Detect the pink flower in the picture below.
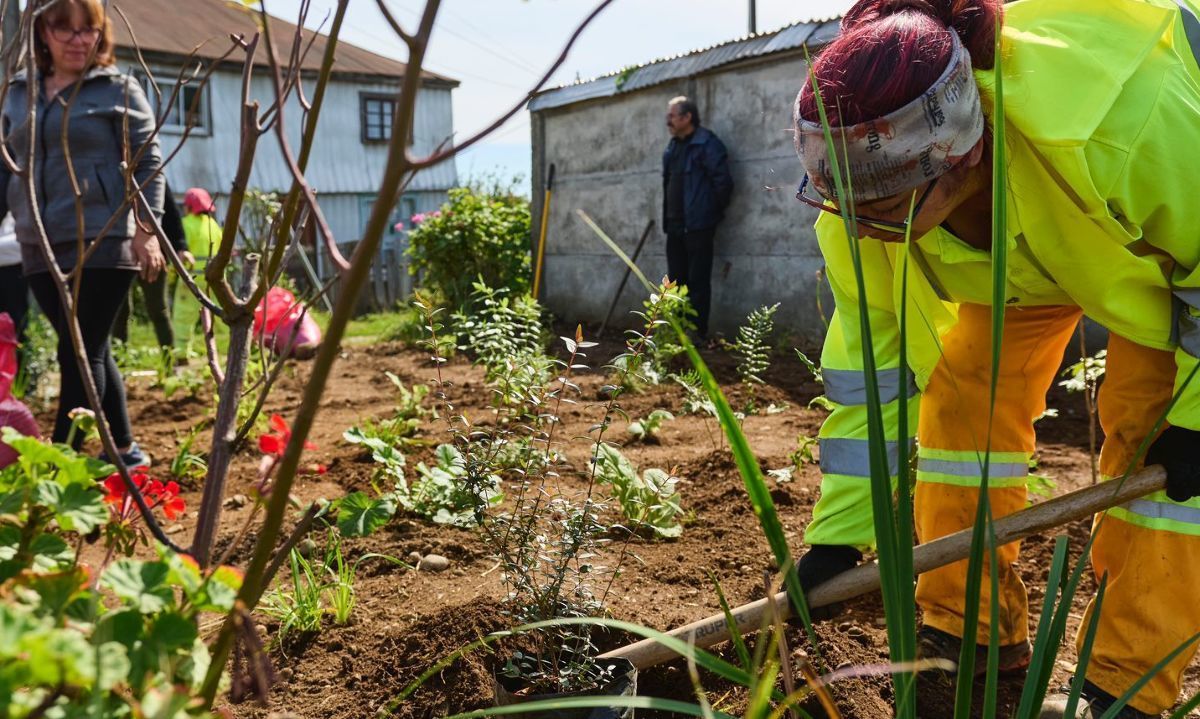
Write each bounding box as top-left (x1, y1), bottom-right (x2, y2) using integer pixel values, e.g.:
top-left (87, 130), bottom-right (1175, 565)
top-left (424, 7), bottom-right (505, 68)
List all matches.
top-left (392, 221), bottom-right (405, 232)
top-left (430, 210), bottom-right (442, 218)
top-left (410, 212), bottom-right (427, 225)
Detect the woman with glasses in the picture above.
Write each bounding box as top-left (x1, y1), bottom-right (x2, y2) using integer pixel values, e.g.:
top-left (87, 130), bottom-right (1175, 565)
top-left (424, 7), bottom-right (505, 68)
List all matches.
top-left (791, 0), bottom-right (1200, 716)
top-left (0, 0), bottom-right (164, 467)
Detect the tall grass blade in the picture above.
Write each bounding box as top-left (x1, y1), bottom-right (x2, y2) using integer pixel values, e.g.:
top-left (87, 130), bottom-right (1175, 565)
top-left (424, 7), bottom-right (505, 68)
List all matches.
top-left (708, 569), bottom-right (753, 671)
top-left (1167, 691), bottom-right (1200, 719)
top-left (802, 45), bottom-right (916, 719)
top-left (955, 19), bottom-right (1008, 716)
top-left (1063, 574), bottom-right (1108, 719)
top-left (1014, 536), bottom-right (1070, 716)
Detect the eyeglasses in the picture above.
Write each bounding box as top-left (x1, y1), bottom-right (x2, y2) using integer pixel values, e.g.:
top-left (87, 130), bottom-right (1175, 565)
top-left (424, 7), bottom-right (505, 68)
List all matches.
top-left (48, 25), bottom-right (101, 44)
top-left (795, 173), bottom-right (938, 235)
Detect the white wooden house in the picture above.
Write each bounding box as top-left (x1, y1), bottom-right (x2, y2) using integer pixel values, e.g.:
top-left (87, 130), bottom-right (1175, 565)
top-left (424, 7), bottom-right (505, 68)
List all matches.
top-left (111, 0), bottom-right (459, 304)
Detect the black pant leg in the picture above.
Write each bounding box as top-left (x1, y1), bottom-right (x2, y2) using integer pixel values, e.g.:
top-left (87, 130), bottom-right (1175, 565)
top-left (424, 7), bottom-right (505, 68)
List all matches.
top-left (28, 270), bottom-right (136, 447)
top-left (141, 273), bottom-right (175, 349)
top-left (0, 264), bottom-right (28, 343)
top-left (665, 232), bottom-right (689, 287)
top-left (684, 228), bottom-right (715, 337)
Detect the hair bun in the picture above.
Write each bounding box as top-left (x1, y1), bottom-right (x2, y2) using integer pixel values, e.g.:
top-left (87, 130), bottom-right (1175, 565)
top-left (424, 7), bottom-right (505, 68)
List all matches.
top-left (842, 0), bottom-right (1000, 69)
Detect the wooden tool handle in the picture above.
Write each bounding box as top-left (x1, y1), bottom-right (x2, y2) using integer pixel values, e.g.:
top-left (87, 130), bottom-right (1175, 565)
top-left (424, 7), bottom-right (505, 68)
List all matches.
top-left (601, 466), bottom-right (1167, 670)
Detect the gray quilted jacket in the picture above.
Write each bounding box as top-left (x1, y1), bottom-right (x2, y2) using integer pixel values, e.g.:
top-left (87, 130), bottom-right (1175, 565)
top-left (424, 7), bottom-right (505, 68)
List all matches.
top-left (0, 64), bottom-right (163, 273)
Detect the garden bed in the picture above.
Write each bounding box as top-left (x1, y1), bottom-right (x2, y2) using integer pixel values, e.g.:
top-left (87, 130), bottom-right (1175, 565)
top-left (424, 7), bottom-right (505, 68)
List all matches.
top-left (102, 335), bottom-right (1199, 719)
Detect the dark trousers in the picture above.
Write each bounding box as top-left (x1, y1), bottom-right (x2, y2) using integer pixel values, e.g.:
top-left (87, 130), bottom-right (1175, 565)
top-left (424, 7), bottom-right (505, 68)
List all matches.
top-left (665, 227), bottom-right (715, 336)
top-left (0, 264), bottom-right (28, 343)
top-left (28, 270), bottom-right (136, 448)
top-left (113, 272), bottom-right (174, 348)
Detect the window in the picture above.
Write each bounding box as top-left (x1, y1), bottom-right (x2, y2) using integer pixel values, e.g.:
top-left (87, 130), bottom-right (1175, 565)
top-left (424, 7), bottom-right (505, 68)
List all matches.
top-left (135, 73), bottom-right (210, 135)
top-left (360, 93), bottom-right (394, 143)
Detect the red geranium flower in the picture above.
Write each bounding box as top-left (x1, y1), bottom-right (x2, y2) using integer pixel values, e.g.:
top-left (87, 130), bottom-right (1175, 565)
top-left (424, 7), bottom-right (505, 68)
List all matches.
top-left (103, 472), bottom-right (186, 522)
top-left (259, 414), bottom-right (317, 458)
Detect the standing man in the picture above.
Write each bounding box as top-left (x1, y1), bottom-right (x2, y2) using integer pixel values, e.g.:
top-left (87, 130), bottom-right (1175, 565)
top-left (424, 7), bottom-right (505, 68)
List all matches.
top-left (662, 96), bottom-right (733, 341)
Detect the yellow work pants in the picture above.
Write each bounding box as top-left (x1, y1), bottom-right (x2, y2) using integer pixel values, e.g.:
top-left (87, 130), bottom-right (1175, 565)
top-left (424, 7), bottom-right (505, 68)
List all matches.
top-left (914, 304), bottom-right (1200, 714)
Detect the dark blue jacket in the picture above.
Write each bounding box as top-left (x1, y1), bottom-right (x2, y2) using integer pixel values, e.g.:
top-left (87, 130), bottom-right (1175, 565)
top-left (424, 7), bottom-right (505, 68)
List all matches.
top-left (661, 126), bottom-right (734, 232)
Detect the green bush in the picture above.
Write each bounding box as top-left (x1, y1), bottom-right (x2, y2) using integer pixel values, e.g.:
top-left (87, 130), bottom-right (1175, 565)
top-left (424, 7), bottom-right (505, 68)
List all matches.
top-left (406, 186), bottom-right (531, 309)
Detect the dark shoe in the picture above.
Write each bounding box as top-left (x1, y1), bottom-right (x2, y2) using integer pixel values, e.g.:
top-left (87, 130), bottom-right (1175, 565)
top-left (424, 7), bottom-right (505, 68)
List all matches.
top-left (917, 626), bottom-right (1032, 678)
top-left (786, 545), bottom-right (863, 623)
top-left (1039, 680), bottom-right (1157, 718)
top-left (100, 441), bottom-right (151, 470)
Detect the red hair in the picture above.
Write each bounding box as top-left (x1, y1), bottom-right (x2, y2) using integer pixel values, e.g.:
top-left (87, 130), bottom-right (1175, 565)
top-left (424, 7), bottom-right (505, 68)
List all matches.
top-left (797, 0), bottom-right (1001, 127)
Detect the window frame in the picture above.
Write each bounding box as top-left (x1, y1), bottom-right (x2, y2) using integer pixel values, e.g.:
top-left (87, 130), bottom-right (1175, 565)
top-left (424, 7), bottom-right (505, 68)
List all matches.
top-left (135, 71), bottom-right (212, 136)
top-left (360, 92), bottom-right (395, 144)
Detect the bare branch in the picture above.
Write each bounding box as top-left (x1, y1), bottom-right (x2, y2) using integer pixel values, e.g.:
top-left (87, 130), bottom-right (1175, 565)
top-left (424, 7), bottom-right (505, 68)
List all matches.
top-left (374, 0), bottom-right (414, 45)
top-left (411, 0), bottom-right (616, 170)
top-left (201, 307), bottom-right (225, 385)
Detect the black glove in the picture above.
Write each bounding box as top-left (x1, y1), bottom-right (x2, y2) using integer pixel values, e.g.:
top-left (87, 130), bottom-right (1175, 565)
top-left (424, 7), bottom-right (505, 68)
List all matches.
top-left (1147, 426), bottom-right (1200, 502)
top-left (786, 544), bottom-right (862, 624)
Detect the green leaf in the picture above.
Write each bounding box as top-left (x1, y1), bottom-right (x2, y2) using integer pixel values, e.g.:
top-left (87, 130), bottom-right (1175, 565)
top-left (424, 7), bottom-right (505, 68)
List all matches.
top-left (94, 608), bottom-right (144, 648)
top-left (336, 491), bottom-right (397, 537)
top-left (147, 611), bottom-right (198, 652)
top-left (25, 568), bottom-right (90, 619)
top-left (33, 480), bottom-right (108, 533)
top-left (0, 527), bottom-right (73, 572)
top-left (102, 560), bottom-right (174, 614)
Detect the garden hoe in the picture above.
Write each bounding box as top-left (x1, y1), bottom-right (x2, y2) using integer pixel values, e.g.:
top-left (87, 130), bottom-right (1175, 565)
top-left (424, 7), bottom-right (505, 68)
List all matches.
top-left (600, 465), bottom-right (1168, 670)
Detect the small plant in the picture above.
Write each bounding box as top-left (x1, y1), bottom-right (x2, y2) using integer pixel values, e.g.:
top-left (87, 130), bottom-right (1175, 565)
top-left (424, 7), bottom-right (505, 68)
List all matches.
top-left (794, 347), bottom-right (823, 384)
top-left (627, 408), bottom-right (674, 443)
top-left (260, 547), bottom-right (326, 645)
top-left (609, 282), bottom-right (696, 394)
top-left (169, 427), bottom-right (209, 482)
top-left (732, 303), bottom-right (780, 413)
top-left (384, 371), bottom-right (431, 419)
top-left (593, 444), bottom-right (684, 539)
top-left (1060, 348), bottom-right (1106, 393)
top-left (406, 444), bottom-right (503, 527)
top-left (789, 434), bottom-right (820, 469)
top-left (323, 530), bottom-right (356, 626)
top-left (452, 280), bottom-right (551, 408)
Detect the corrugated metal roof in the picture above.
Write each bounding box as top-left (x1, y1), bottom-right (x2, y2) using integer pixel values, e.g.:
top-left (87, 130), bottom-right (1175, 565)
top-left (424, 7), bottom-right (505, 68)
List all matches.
top-left (110, 0), bottom-right (457, 85)
top-left (529, 17), bottom-right (841, 112)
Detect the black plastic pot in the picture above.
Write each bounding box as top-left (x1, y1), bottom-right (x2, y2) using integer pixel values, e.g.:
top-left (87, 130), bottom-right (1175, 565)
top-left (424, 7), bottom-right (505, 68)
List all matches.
top-left (493, 657), bottom-right (638, 719)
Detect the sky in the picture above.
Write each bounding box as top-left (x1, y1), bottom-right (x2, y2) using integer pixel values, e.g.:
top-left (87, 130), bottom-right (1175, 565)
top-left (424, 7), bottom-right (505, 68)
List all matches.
top-left (268, 0), bottom-right (854, 195)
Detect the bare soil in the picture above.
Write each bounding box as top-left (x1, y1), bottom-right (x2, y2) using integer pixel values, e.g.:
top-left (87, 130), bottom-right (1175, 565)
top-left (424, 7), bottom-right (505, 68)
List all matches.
top-left (100, 334), bottom-right (1200, 719)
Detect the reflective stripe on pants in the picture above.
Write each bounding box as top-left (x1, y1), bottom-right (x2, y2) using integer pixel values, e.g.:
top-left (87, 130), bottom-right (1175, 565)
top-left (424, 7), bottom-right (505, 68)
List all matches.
top-left (915, 304), bottom-right (1081, 648)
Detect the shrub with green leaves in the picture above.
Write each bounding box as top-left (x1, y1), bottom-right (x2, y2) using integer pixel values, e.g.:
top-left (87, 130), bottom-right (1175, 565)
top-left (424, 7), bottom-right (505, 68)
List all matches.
top-left (593, 444), bottom-right (684, 539)
top-left (610, 282), bottom-right (696, 394)
top-left (406, 185), bottom-right (531, 309)
top-left (732, 303), bottom-right (779, 413)
top-left (453, 280), bottom-right (551, 408)
top-left (627, 409), bottom-right (674, 443)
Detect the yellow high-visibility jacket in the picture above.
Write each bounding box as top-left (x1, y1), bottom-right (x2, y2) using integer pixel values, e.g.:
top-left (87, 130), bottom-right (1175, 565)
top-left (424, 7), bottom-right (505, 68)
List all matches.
top-left (805, 0), bottom-right (1200, 549)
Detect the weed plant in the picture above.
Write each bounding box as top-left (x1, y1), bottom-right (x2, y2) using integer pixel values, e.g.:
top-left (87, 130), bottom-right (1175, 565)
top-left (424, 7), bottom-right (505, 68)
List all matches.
top-left (627, 409), bottom-right (674, 443)
top-left (593, 443), bottom-right (684, 539)
top-left (732, 303), bottom-right (780, 413)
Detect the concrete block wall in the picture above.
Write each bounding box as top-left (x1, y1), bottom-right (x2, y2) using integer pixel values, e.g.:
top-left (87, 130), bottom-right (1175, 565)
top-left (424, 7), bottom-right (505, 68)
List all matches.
top-left (531, 52), bottom-right (833, 342)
